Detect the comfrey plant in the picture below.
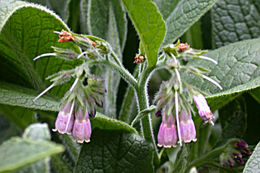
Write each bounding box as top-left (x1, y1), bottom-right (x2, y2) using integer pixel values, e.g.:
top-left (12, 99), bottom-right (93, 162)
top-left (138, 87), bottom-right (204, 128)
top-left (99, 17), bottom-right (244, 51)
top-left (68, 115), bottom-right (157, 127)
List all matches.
top-left (2, 1), bottom-right (260, 172)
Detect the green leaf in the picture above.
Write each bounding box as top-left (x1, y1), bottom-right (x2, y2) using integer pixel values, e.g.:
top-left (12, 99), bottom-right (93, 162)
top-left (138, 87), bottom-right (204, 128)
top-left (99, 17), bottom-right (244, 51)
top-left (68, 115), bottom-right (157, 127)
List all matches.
top-left (243, 141), bottom-right (260, 173)
top-left (0, 82), bottom-right (60, 112)
top-left (0, 0), bottom-right (80, 97)
top-left (74, 129), bottom-right (154, 173)
top-left (15, 123), bottom-right (52, 173)
top-left (23, 123), bottom-right (50, 140)
top-left (212, 0), bottom-right (260, 49)
top-left (184, 38), bottom-right (260, 109)
top-left (156, 0), bottom-right (218, 45)
top-left (122, 0), bottom-right (166, 67)
top-left (91, 112), bottom-right (137, 133)
top-left (219, 97), bottom-right (247, 142)
top-left (0, 137), bottom-right (64, 172)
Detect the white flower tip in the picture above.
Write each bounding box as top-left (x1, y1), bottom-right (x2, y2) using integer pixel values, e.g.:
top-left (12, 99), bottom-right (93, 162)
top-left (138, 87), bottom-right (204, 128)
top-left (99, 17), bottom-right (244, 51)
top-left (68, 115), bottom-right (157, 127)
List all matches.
top-left (76, 140), bottom-right (84, 143)
top-left (52, 129), bottom-right (57, 132)
top-left (58, 130), bottom-right (65, 134)
top-left (84, 139), bottom-right (90, 143)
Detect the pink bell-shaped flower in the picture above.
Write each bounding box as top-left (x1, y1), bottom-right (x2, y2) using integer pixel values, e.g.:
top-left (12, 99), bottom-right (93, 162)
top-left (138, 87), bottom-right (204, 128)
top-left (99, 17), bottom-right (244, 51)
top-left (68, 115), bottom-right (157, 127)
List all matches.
top-left (179, 110), bottom-right (197, 143)
top-left (157, 114), bottom-right (177, 148)
top-left (72, 109), bottom-right (92, 143)
top-left (53, 101), bottom-right (74, 134)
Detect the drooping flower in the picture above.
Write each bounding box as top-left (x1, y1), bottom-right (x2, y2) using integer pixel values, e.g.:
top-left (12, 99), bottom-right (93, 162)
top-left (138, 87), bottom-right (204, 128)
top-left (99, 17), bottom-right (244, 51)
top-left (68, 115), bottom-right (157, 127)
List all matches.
top-left (193, 94), bottom-right (214, 125)
top-left (179, 110), bottom-right (197, 143)
top-left (72, 109), bottom-right (92, 143)
top-left (53, 101), bottom-right (74, 134)
top-left (157, 114), bottom-right (177, 148)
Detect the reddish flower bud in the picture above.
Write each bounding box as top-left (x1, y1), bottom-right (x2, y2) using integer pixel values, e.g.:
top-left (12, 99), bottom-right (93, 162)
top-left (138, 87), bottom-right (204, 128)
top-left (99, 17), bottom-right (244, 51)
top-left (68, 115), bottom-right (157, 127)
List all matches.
top-left (133, 56), bottom-right (145, 64)
top-left (177, 43), bottom-right (190, 53)
top-left (58, 30), bottom-right (75, 43)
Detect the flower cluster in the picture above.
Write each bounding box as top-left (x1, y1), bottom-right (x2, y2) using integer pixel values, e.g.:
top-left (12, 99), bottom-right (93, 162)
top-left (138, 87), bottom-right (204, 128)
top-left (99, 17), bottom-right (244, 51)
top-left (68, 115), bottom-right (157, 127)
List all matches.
top-left (33, 30), bottom-right (107, 143)
top-left (220, 140), bottom-right (251, 167)
top-left (154, 41), bottom-right (222, 148)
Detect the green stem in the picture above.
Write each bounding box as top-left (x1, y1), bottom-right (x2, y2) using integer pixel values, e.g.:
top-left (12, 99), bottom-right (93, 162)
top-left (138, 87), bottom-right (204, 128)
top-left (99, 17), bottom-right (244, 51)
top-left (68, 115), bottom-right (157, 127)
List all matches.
top-left (136, 65), bottom-right (159, 157)
top-left (85, 59), bottom-right (138, 90)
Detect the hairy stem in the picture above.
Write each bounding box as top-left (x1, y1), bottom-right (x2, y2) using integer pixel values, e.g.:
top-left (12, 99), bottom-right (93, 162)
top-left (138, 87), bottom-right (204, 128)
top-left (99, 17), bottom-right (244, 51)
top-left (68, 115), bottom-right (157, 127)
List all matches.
top-left (136, 65), bottom-right (159, 158)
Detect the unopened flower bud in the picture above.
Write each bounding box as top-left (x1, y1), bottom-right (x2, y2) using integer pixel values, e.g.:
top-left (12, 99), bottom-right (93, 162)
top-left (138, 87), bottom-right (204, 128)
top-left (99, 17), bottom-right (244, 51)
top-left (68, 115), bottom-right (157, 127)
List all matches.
top-left (58, 30), bottom-right (74, 42)
top-left (193, 94), bottom-right (214, 125)
top-left (133, 56), bottom-right (145, 64)
top-left (177, 43), bottom-right (190, 53)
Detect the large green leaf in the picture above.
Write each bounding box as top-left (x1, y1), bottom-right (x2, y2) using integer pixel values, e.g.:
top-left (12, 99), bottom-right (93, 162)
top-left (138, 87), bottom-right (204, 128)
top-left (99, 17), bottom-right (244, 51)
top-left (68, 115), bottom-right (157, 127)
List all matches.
top-left (184, 38), bottom-right (260, 109)
top-left (212, 0), bottom-right (260, 49)
top-left (0, 137), bottom-right (64, 172)
top-left (243, 141), bottom-right (260, 173)
top-left (155, 0), bottom-right (218, 45)
top-left (0, 0), bottom-right (80, 97)
top-left (81, 0), bottom-right (127, 117)
top-left (0, 82), bottom-right (59, 112)
top-left (211, 0), bottom-right (260, 103)
top-left (15, 123), bottom-right (52, 173)
top-left (122, 0), bottom-right (166, 67)
top-left (74, 129), bottom-right (154, 173)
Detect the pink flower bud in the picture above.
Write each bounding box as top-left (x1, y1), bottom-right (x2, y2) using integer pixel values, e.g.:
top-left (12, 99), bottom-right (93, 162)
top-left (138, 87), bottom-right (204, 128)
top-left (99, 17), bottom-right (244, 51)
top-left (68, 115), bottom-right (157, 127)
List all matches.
top-left (193, 94), bottom-right (214, 125)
